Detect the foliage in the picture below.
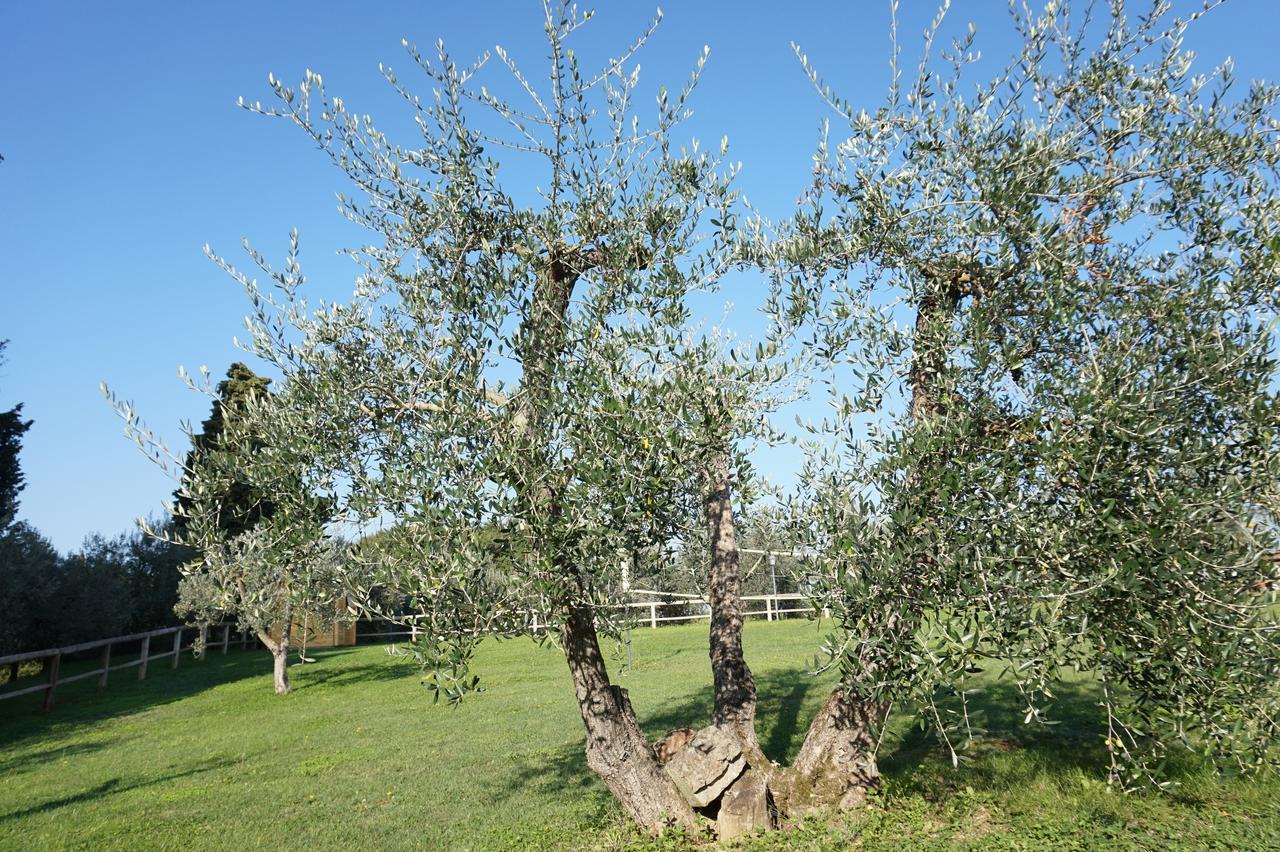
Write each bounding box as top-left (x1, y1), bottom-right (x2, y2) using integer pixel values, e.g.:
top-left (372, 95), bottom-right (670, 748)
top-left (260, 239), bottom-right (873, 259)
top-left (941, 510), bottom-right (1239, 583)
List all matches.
top-left (0, 522), bottom-right (61, 655)
top-left (0, 521), bottom-right (194, 655)
top-left (0, 340), bottom-right (32, 531)
top-left (109, 1), bottom-right (750, 706)
top-left (770, 0), bottom-right (1280, 785)
top-left (176, 362), bottom-right (275, 537)
top-left (106, 360), bottom-right (346, 672)
top-left (173, 527), bottom-right (350, 651)
top-left (55, 535), bottom-right (133, 645)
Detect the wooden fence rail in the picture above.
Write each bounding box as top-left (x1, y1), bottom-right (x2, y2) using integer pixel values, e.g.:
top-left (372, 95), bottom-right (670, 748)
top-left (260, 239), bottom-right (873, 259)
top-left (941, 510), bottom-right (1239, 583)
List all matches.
top-left (0, 622), bottom-right (247, 711)
top-left (2, 593), bottom-right (821, 711)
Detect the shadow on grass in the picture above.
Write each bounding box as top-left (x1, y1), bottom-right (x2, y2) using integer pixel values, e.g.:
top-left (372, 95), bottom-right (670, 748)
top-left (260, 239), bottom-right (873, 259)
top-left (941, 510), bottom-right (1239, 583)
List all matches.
top-left (0, 645), bottom-right (399, 756)
top-left (485, 667), bottom-right (1227, 813)
top-left (291, 657), bottom-right (421, 690)
top-left (0, 756), bottom-right (236, 823)
top-left (0, 736), bottom-right (132, 777)
top-left (878, 678), bottom-right (1109, 798)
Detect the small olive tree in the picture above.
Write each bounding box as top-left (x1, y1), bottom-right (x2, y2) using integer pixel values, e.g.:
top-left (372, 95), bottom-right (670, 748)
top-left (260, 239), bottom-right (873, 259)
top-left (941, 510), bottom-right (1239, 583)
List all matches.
top-left (759, 0), bottom-right (1280, 802)
top-left (106, 379), bottom-right (349, 694)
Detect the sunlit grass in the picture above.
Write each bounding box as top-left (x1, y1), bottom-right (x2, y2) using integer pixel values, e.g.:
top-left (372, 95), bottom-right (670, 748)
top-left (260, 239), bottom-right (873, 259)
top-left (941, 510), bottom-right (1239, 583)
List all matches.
top-left (1, 620), bottom-right (1276, 850)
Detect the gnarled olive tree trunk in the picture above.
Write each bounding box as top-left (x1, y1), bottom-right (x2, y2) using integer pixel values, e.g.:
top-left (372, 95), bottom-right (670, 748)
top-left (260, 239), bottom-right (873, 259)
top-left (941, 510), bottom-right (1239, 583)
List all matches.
top-left (517, 252), bottom-right (696, 832)
top-left (561, 603), bottom-right (698, 829)
top-left (694, 435), bottom-right (884, 819)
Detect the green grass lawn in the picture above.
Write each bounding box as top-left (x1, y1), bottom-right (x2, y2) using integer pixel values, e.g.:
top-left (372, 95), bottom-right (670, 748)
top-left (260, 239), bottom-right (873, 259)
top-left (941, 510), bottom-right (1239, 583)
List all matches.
top-left (1, 620), bottom-right (1277, 850)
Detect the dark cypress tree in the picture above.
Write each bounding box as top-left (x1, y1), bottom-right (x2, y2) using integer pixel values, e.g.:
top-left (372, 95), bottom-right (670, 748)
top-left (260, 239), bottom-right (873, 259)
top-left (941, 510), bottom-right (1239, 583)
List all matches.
top-left (175, 363), bottom-right (275, 536)
top-left (0, 341), bottom-right (33, 531)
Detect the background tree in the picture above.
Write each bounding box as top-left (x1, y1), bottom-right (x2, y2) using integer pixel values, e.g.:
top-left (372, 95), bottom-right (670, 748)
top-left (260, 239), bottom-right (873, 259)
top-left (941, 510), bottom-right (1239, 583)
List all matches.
top-left (0, 340), bottom-right (32, 531)
top-left (107, 366), bottom-right (347, 695)
top-left (0, 522), bottom-right (61, 658)
top-left (762, 0), bottom-right (1280, 803)
top-left (176, 362), bottom-right (274, 536)
top-left (56, 534), bottom-right (133, 645)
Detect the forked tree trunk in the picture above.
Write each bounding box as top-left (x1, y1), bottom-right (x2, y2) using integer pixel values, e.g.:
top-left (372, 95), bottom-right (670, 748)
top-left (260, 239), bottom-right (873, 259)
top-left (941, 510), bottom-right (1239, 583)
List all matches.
top-left (560, 604), bottom-right (698, 831)
top-left (701, 443), bottom-right (765, 766)
top-left (698, 437), bottom-right (882, 818)
top-left (258, 615), bottom-right (291, 695)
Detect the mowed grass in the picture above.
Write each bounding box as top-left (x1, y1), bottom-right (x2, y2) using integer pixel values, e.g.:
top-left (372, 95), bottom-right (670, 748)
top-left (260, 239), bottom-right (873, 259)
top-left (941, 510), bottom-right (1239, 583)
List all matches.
top-left (1, 620), bottom-right (1277, 850)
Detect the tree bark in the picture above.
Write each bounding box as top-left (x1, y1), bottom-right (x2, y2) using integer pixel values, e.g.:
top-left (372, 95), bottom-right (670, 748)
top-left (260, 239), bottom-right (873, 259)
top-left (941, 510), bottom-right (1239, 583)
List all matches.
top-left (272, 645), bottom-right (290, 695)
top-left (560, 603), bottom-right (698, 831)
top-left (908, 273), bottom-right (966, 420)
top-left (258, 615), bottom-right (291, 696)
top-left (702, 443), bottom-right (764, 766)
top-left (773, 687), bottom-right (884, 813)
top-left (510, 249), bottom-right (694, 832)
top-left (771, 273), bottom-right (961, 813)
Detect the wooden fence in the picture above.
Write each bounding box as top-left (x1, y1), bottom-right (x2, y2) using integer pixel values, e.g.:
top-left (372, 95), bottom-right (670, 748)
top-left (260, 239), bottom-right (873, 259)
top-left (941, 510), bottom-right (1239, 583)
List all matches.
top-left (0, 622), bottom-right (249, 711)
top-left (1, 593), bottom-right (821, 710)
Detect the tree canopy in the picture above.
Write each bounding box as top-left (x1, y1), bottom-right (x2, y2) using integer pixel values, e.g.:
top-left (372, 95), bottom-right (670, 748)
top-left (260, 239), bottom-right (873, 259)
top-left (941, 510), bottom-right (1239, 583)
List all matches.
top-left (105, 0), bottom-right (1280, 837)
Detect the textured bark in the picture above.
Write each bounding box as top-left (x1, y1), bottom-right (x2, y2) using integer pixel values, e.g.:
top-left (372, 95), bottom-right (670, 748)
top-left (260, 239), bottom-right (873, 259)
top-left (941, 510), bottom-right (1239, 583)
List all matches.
top-left (271, 646), bottom-right (290, 695)
top-left (560, 604), bottom-right (697, 831)
top-left (775, 687), bottom-right (884, 813)
top-left (514, 250), bottom-right (694, 833)
top-left (260, 607), bottom-right (291, 695)
top-left (908, 274), bottom-right (966, 420)
top-left (701, 444), bottom-right (764, 765)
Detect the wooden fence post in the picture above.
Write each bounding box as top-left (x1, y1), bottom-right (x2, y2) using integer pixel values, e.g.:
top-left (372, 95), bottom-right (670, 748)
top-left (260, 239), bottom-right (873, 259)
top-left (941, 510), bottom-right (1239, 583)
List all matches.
top-left (650, 603), bottom-right (658, 629)
top-left (43, 653), bottom-right (61, 711)
top-left (766, 596), bottom-right (774, 622)
top-left (98, 642), bottom-right (112, 691)
top-left (531, 612), bottom-right (539, 634)
top-left (221, 624), bottom-right (231, 654)
top-left (171, 629), bottom-right (183, 669)
top-left (138, 635), bottom-right (150, 680)
top-left (7, 661), bottom-right (18, 685)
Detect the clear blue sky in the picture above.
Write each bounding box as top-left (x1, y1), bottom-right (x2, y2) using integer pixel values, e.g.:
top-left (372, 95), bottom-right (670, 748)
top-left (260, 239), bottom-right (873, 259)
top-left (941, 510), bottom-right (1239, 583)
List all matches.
top-left (3, 1), bottom-right (1277, 553)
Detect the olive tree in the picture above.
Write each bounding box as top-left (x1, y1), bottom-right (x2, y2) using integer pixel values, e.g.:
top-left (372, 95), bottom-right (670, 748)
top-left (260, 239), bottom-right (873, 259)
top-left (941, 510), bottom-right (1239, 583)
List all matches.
top-left (755, 0), bottom-right (1280, 805)
top-left (106, 379), bottom-right (350, 694)
top-left (109, 3), bottom-right (748, 830)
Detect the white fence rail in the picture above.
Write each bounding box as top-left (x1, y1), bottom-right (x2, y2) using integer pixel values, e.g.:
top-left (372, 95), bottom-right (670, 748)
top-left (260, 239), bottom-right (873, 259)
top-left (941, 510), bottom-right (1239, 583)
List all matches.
top-left (364, 592), bottom-right (821, 640)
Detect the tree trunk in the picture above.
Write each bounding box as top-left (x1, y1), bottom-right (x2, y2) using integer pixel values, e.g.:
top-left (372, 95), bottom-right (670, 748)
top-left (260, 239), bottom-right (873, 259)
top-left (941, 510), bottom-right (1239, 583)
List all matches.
top-left (702, 443), bottom-right (764, 766)
top-left (774, 687), bottom-right (884, 813)
top-left (272, 646), bottom-right (290, 694)
top-left (511, 250), bottom-right (694, 832)
top-left (908, 273), bottom-right (965, 420)
top-left (560, 604), bottom-right (698, 831)
top-left (258, 624), bottom-right (291, 696)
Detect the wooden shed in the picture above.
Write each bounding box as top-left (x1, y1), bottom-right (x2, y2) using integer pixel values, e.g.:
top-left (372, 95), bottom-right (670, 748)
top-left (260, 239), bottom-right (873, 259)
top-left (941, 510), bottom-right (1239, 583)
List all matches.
top-left (276, 597), bottom-right (358, 649)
